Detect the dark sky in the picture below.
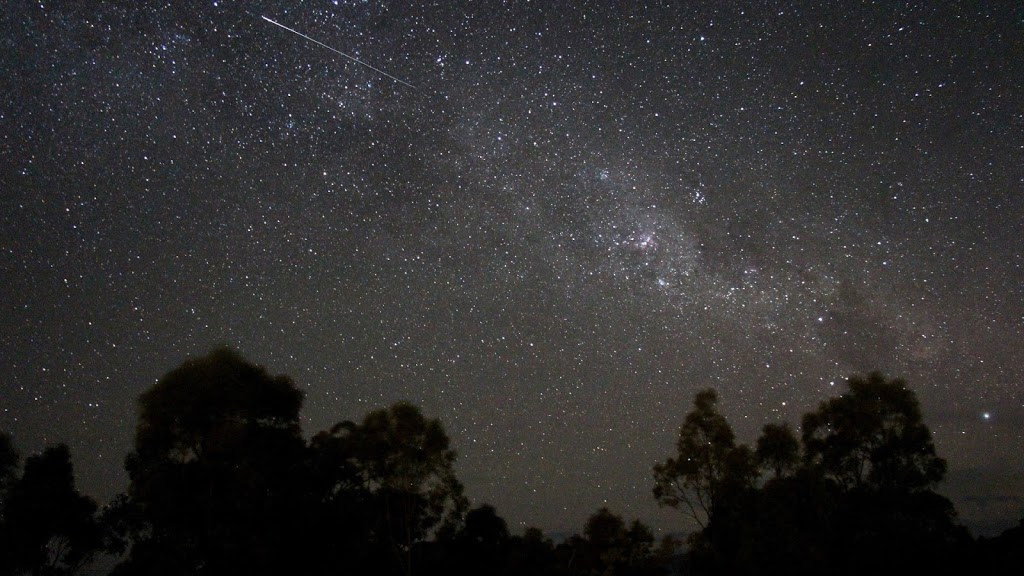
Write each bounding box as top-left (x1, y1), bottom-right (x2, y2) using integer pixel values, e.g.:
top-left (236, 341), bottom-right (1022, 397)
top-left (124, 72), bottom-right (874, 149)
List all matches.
top-left (1, 0), bottom-right (1022, 537)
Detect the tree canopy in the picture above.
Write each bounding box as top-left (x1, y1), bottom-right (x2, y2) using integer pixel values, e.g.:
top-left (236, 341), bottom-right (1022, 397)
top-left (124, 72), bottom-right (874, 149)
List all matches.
top-left (312, 401), bottom-right (467, 576)
top-left (2, 350), bottom-right (1014, 576)
top-left (755, 422), bottom-right (800, 479)
top-left (0, 433), bottom-right (16, 498)
top-left (116, 347), bottom-right (307, 576)
top-left (655, 372), bottom-right (968, 576)
top-left (652, 388), bottom-right (756, 530)
top-left (0, 443), bottom-right (102, 576)
top-left (802, 371), bottom-right (946, 492)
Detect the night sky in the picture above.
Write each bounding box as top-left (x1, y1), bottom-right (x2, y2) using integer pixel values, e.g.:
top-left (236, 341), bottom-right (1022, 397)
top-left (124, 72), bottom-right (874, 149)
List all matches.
top-left (2, 1), bottom-right (1022, 537)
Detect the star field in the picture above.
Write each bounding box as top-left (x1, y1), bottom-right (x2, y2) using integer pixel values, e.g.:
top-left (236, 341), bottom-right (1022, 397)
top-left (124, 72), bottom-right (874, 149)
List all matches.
top-left (1, 1), bottom-right (1022, 537)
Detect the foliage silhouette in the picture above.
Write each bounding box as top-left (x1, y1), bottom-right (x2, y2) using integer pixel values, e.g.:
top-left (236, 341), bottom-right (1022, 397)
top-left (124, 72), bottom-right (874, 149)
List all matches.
top-left (434, 504), bottom-right (512, 576)
top-left (652, 389), bottom-right (756, 532)
top-left (976, 518), bottom-right (1024, 575)
top-left (800, 373), bottom-right (964, 575)
top-left (0, 433), bottom-right (15, 499)
top-left (312, 401), bottom-right (467, 576)
top-left (5, 350), bottom-right (1022, 576)
top-left (460, 503), bottom-right (510, 548)
top-left (754, 422), bottom-right (800, 479)
top-left (656, 372), bottom-right (973, 576)
top-left (557, 508), bottom-right (660, 576)
top-left (113, 347), bottom-right (307, 576)
top-left (0, 442), bottom-right (102, 576)
top-left (802, 371), bottom-right (946, 492)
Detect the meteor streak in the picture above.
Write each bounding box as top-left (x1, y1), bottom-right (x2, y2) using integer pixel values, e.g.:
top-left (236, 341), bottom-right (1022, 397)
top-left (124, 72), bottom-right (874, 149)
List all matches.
top-left (261, 15), bottom-right (417, 90)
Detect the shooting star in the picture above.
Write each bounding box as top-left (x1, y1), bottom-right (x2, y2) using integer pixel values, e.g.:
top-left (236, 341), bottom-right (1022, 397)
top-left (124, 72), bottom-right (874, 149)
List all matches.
top-left (261, 15), bottom-right (417, 90)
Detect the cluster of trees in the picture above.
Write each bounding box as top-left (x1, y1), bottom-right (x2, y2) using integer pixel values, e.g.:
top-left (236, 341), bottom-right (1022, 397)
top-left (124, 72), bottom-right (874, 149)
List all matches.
top-left (652, 374), bottom-right (1020, 575)
top-left (0, 349), bottom-right (670, 576)
top-left (0, 437), bottom-right (102, 575)
top-left (0, 348), bottom-right (1021, 575)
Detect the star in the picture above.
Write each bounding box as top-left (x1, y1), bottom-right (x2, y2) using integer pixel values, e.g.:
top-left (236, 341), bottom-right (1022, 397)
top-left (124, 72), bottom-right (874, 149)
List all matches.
top-left (0, 0), bottom-right (1021, 541)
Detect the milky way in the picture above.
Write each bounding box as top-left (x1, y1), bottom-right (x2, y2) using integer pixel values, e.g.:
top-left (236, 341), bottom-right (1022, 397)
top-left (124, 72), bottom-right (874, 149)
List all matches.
top-left (1, 1), bottom-right (1022, 536)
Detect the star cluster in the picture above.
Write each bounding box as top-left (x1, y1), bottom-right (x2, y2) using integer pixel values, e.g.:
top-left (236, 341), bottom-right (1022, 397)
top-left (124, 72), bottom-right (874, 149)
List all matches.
top-left (1, 1), bottom-right (1022, 536)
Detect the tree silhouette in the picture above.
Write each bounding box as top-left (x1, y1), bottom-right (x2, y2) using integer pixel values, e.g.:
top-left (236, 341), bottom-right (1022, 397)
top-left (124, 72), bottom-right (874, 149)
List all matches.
top-left (624, 519), bottom-right (656, 568)
top-left (655, 374), bottom-right (969, 576)
top-left (977, 517), bottom-right (1024, 575)
top-left (508, 527), bottom-right (557, 576)
top-left (583, 507), bottom-right (630, 573)
top-left (562, 508), bottom-right (658, 576)
top-left (438, 504), bottom-right (513, 576)
top-left (0, 431), bottom-right (17, 569)
top-left (0, 443), bottom-right (102, 576)
top-left (0, 433), bottom-right (15, 499)
top-left (302, 426), bottom-right (375, 575)
top-left (799, 375), bottom-right (964, 576)
top-left (652, 388), bottom-right (756, 530)
top-left (114, 347), bottom-right (306, 576)
top-left (6, 351), bottom-right (1003, 576)
top-left (755, 422), bottom-right (800, 480)
top-left (460, 504), bottom-right (510, 548)
top-left (0, 432), bottom-right (12, 576)
top-left (801, 371), bottom-right (946, 492)
top-left (313, 401), bottom-right (467, 576)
